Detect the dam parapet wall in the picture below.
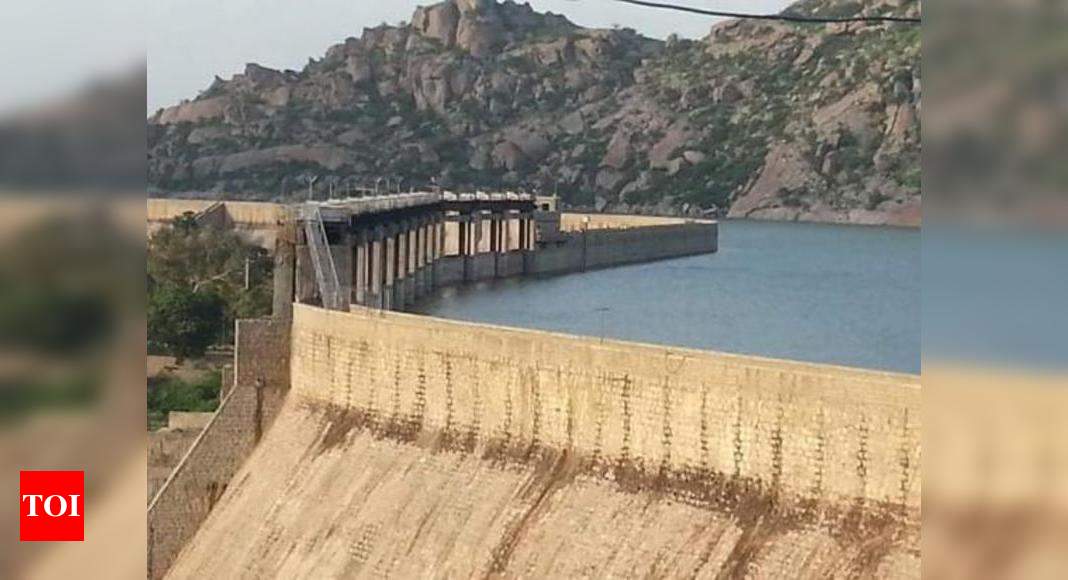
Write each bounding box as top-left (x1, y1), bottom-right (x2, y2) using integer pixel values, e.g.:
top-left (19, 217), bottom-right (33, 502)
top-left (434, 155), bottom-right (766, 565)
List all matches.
top-left (290, 304), bottom-right (919, 512)
top-left (528, 213), bottom-right (716, 276)
top-left (433, 212), bottom-right (718, 282)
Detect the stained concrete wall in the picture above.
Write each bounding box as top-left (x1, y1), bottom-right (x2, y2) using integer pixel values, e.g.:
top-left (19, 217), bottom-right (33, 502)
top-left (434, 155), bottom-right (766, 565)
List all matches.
top-left (429, 251), bottom-right (529, 288)
top-left (147, 319), bottom-right (290, 580)
top-left (529, 219), bottom-right (717, 276)
top-left (428, 216), bottom-right (716, 290)
top-left (466, 253), bottom-right (498, 281)
top-left (166, 401), bottom-right (920, 578)
top-left (496, 251), bottom-right (525, 278)
top-left (433, 256), bottom-right (465, 286)
top-left (291, 305), bottom-right (920, 510)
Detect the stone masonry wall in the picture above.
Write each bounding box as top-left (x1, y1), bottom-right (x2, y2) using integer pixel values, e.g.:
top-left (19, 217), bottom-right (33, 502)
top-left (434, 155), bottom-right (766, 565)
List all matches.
top-left (147, 318), bottom-right (290, 580)
top-left (291, 305), bottom-right (920, 511)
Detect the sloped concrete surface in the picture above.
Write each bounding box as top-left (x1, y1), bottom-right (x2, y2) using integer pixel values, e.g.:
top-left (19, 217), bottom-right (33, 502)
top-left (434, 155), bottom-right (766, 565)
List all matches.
top-left (167, 401), bottom-right (918, 579)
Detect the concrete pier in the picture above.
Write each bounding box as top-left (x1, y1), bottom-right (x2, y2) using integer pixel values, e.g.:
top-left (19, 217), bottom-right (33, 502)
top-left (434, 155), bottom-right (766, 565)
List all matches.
top-left (281, 193), bottom-right (549, 312)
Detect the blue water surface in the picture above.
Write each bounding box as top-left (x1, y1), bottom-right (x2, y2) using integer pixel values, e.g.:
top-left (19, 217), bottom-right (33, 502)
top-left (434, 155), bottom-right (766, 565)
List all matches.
top-left (415, 220), bottom-right (920, 374)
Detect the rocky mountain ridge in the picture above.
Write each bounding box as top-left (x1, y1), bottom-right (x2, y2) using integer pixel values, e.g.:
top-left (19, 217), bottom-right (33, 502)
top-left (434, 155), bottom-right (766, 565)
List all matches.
top-left (148, 0), bottom-right (921, 225)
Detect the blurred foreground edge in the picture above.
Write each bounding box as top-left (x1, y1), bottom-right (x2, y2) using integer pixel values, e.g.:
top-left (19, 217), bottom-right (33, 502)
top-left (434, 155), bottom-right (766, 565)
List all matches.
top-left (924, 364), bottom-right (1068, 579)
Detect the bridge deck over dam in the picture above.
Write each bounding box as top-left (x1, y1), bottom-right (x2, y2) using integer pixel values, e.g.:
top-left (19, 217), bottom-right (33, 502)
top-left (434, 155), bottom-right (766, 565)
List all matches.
top-left (148, 195), bottom-right (718, 314)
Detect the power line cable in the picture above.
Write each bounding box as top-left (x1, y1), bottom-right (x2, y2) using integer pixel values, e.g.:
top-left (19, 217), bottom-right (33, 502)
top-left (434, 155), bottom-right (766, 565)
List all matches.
top-left (609, 0), bottom-right (922, 24)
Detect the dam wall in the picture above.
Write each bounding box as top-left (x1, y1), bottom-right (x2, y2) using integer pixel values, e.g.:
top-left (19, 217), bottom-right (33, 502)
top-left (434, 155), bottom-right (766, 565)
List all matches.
top-left (147, 199), bottom-right (284, 249)
top-left (290, 304), bottom-right (920, 510)
top-left (530, 215), bottom-right (717, 276)
top-left (427, 214), bottom-right (718, 285)
top-left (147, 318), bottom-right (290, 580)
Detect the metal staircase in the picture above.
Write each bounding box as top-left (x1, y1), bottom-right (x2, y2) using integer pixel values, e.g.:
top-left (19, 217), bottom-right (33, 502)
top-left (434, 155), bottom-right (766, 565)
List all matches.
top-left (301, 204), bottom-right (344, 310)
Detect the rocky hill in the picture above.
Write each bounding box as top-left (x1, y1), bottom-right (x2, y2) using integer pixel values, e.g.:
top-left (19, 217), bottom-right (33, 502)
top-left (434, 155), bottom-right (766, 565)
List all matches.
top-left (148, 0), bottom-right (921, 225)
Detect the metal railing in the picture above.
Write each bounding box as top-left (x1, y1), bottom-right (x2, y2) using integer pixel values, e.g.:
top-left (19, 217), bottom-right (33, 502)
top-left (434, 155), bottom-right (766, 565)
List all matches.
top-left (300, 204), bottom-right (344, 310)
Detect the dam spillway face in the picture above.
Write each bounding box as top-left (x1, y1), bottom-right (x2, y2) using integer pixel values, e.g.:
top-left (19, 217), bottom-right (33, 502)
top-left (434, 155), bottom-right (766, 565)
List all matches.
top-left (157, 305), bottom-right (920, 579)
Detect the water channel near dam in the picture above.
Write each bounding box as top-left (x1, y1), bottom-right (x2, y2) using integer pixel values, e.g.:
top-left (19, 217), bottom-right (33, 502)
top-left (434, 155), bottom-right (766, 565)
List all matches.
top-left (415, 219), bottom-right (920, 374)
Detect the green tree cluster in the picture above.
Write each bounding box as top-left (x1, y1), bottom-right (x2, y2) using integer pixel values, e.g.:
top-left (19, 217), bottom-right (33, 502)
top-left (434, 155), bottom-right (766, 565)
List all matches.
top-left (147, 214), bottom-right (272, 361)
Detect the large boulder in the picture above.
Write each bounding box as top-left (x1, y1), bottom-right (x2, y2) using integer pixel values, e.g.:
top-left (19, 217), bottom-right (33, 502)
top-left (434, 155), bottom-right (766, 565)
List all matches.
top-left (682, 150), bottom-right (707, 165)
top-left (409, 60), bottom-right (454, 114)
top-left (812, 82), bottom-right (884, 147)
top-left (728, 143), bottom-right (826, 218)
top-left (595, 168), bottom-right (628, 193)
top-left (559, 110), bottom-right (585, 135)
top-left (492, 141), bottom-right (526, 171)
top-left (468, 142), bottom-right (493, 171)
top-left (156, 97), bottom-right (229, 125)
top-left (649, 121), bottom-right (694, 169)
top-left (187, 126), bottom-right (229, 145)
top-left (601, 131), bottom-right (634, 170)
top-left (457, 0), bottom-right (493, 12)
top-left (619, 171), bottom-right (654, 202)
top-left (501, 128), bottom-right (550, 163)
top-left (345, 55), bottom-right (374, 84)
top-left (242, 63), bottom-right (285, 86)
top-left (412, 2), bottom-right (460, 47)
top-left (455, 1), bottom-right (505, 58)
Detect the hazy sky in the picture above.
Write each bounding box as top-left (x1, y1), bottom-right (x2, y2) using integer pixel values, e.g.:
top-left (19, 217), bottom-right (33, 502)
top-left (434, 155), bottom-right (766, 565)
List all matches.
top-left (148, 0), bottom-right (790, 112)
top-left (1, 0), bottom-right (143, 114)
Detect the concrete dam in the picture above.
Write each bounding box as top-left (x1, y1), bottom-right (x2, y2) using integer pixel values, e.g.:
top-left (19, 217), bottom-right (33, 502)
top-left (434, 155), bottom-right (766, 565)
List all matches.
top-left (147, 196), bottom-right (920, 579)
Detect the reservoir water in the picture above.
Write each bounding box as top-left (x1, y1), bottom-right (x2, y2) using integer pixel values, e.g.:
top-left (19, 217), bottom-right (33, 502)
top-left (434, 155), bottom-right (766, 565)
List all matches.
top-left (415, 220), bottom-right (920, 374)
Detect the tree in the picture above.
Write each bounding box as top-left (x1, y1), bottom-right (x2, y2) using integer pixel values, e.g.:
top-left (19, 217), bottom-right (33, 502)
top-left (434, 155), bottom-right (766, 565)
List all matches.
top-left (148, 284), bottom-right (225, 362)
top-left (148, 215), bottom-right (273, 345)
top-left (148, 213), bottom-right (257, 296)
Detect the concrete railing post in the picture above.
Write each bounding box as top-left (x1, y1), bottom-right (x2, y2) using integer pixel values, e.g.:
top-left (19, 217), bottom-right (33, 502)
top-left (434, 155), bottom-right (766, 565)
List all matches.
top-left (503, 211), bottom-right (513, 253)
top-left (385, 226), bottom-right (398, 310)
top-left (416, 217), bottom-right (429, 298)
top-left (518, 216), bottom-right (527, 251)
top-left (404, 220), bottom-right (417, 306)
top-left (354, 231), bottom-right (368, 306)
top-left (370, 228), bottom-right (385, 309)
top-left (395, 222), bottom-right (405, 309)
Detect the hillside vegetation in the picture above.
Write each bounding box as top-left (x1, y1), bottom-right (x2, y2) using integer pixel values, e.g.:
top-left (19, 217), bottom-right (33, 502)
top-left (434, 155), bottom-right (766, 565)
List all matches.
top-left (148, 0), bottom-right (920, 225)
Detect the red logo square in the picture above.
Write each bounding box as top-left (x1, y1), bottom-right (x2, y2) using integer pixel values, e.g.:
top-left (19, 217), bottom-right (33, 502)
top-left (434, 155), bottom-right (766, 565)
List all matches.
top-left (19, 470), bottom-right (84, 542)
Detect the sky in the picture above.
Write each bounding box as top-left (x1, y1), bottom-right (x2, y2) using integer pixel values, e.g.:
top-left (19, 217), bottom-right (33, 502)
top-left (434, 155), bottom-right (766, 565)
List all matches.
top-left (0, 0), bottom-right (144, 114)
top-left (147, 0), bottom-right (790, 113)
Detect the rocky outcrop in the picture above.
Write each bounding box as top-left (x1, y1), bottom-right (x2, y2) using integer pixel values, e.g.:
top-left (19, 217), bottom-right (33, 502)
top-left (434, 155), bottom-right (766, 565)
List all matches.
top-left (412, 2), bottom-right (460, 47)
top-left (729, 143), bottom-right (825, 218)
top-left (156, 97), bottom-right (229, 125)
top-left (148, 0), bottom-right (921, 226)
